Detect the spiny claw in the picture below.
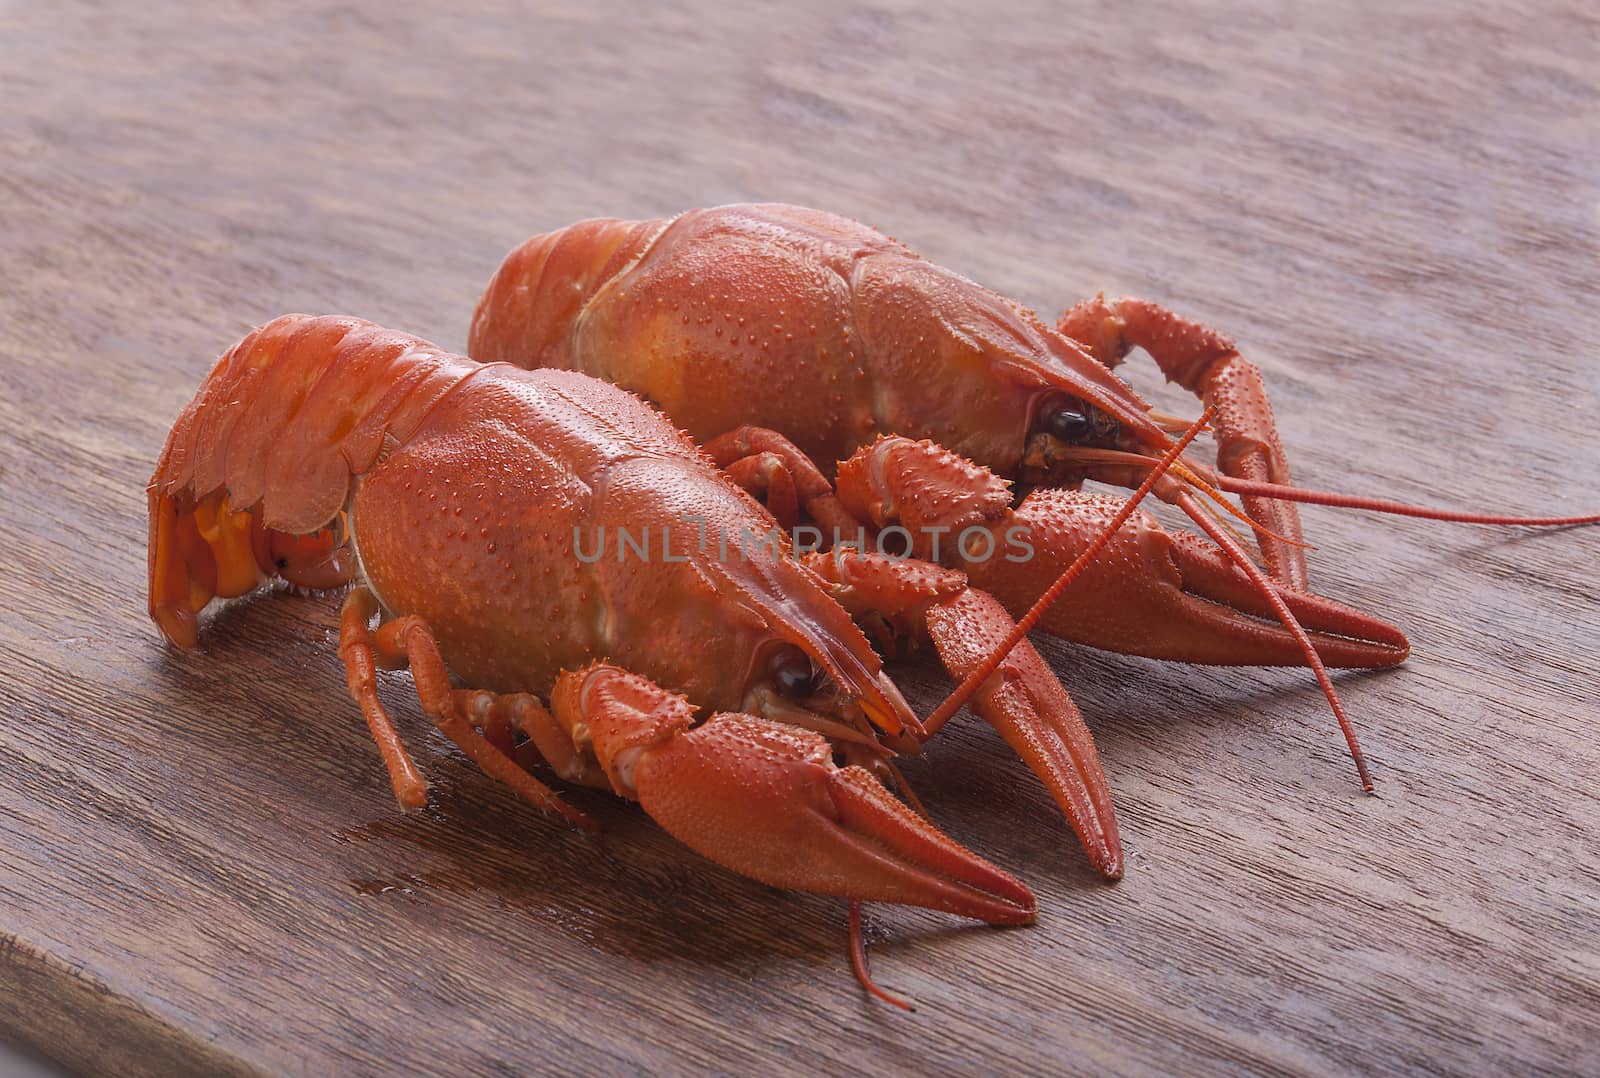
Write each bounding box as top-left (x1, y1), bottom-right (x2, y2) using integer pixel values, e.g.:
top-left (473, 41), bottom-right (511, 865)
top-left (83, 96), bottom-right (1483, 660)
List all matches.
top-left (630, 712), bottom-right (1036, 924)
top-left (1161, 529), bottom-right (1410, 665)
top-left (965, 488), bottom-right (1410, 668)
top-left (800, 547), bottom-right (1121, 879)
top-left (923, 589), bottom-right (1123, 879)
top-left (630, 713), bottom-right (1030, 921)
top-left (554, 664), bottom-right (1034, 921)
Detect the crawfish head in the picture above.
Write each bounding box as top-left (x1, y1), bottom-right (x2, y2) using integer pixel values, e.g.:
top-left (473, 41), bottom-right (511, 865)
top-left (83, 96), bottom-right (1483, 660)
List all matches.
top-left (718, 553), bottom-right (922, 735)
top-left (848, 253), bottom-right (1165, 492)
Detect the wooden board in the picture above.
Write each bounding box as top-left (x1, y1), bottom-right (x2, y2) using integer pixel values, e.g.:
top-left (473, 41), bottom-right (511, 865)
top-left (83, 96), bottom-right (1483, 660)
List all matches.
top-left (3, 2), bottom-right (1598, 1073)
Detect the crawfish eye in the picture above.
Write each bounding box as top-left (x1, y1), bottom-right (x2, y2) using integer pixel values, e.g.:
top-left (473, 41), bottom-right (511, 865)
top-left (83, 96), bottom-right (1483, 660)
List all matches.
top-left (1046, 405), bottom-right (1094, 443)
top-left (767, 644), bottom-right (818, 699)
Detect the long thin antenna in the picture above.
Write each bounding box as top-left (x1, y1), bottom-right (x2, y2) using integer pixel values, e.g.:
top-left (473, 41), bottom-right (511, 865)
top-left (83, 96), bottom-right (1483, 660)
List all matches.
top-left (1174, 491), bottom-right (1373, 791)
top-left (849, 902), bottom-right (914, 1011)
top-left (1215, 476), bottom-right (1600, 527)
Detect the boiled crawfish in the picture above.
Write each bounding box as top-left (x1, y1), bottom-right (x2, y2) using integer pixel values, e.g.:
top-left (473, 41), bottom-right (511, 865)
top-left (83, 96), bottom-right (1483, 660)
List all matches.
top-left (149, 314), bottom-right (1147, 1000)
top-left (469, 203), bottom-right (1600, 787)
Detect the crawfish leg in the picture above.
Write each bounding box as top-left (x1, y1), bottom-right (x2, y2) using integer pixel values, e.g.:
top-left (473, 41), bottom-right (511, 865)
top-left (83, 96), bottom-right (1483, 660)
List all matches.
top-left (1059, 296), bottom-right (1309, 590)
top-left (363, 605), bottom-right (596, 830)
top-left (338, 587), bottom-right (429, 810)
top-left (720, 451), bottom-right (802, 529)
top-left (703, 426), bottom-right (866, 542)
top-left (451, 688), bottom-right (611, 790)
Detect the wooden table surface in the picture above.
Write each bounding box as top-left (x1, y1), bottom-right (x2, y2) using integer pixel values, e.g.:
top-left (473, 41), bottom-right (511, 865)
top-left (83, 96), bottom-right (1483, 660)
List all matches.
top-left (3, 3), bottom-right (1598, 1075)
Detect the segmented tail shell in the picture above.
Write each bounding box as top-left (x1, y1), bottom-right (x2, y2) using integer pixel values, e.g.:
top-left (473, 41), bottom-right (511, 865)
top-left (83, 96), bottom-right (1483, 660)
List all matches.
top-left (147, 314), bottom-right (482, 645)
top-left (467, 216), bottom-right (666, 368)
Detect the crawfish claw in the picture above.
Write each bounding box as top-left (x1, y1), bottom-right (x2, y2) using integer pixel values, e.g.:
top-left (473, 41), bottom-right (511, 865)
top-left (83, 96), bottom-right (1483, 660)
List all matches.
top-left (965, 488), bottom-right (1410, 668)
top-left (637, 713), bottom-right (1036, 922)
top-left (923, 588), bottom-right (1124, 879)
top-left (559, 664), bottom-right (1035, 923)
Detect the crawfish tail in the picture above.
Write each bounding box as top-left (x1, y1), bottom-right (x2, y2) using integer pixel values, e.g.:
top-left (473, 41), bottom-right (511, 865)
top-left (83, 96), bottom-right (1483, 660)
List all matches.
top-left (147, 314), bottom-right (482, 646)
top-left (468, 216), bottom-right (666, 369)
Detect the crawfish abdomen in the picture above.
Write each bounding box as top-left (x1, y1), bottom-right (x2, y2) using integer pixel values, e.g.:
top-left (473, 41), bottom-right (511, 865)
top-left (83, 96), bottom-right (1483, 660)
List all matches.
top-left (148, 316), bottom-right (484, 644)
top-left (469, 215), bottom-right (666, 371)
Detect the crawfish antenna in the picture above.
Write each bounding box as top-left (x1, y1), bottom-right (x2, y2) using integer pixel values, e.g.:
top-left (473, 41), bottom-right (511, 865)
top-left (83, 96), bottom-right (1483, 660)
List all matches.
top-left (923, 408), bottom-right (1216, 732)
top-left (1171, 489), bottom-right (1375, 792)
top-left (1213, 476), bottom-right (1600, 528)
top-left (849, 902), bottom-right (915, 1012)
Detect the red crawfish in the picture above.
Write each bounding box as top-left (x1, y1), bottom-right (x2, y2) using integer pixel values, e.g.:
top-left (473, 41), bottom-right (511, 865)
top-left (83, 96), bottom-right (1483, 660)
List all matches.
top-left (148, 314), bottom-right (1174, 1003)
top-left (468, 202), bottom-right (1600, 788)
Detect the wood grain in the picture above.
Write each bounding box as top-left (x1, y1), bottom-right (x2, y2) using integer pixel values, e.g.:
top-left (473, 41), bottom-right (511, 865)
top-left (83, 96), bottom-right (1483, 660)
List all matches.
top-left (3, 2), bottom-right (1598, 1074)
